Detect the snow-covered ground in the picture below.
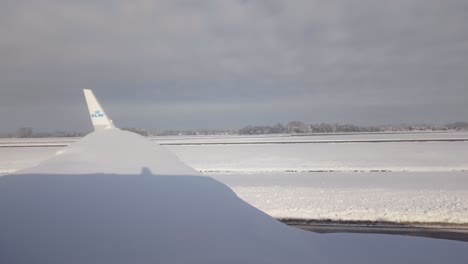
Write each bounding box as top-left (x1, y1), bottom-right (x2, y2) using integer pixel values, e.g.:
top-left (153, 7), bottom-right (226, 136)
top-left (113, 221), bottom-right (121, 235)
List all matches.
top-left (2, 131), bottom-right (468, 173)
top-left (210, 172), bottom-right (468, 223)
top-left (1, 132), bottom-right (467, 224)
top-left (2, 131), bottom-right (468, 145)
top-left (1, 129), bottom-right (468, 263)
top-left (167, 141), bottom-right (468, 172)
top-left (0, 147), bottom-right (57, 175)
top-left (151, 131), bottom-right (468, 144)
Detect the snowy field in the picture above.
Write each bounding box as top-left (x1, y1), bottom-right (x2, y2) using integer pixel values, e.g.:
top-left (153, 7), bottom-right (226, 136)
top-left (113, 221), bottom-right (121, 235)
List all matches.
top-left (167, 141), bottom-right (468, 172)
top-left (152, 131), bottom-right (468, 144)
top-left (0, 147), bottom-right (58, 175)
top-left (210, 172), bottom-right (468, 223)
top-left (1, 132), bottom-right (468, 224)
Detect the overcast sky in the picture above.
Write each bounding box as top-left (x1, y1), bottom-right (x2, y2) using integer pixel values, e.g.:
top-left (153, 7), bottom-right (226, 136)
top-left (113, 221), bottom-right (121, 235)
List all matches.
top-left (1, 0), bottom-right (467, 132)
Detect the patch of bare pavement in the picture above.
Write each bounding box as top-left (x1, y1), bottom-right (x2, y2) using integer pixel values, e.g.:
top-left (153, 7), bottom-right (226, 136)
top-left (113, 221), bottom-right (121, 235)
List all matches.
top-left (280, 219), bottom-right (468, 242)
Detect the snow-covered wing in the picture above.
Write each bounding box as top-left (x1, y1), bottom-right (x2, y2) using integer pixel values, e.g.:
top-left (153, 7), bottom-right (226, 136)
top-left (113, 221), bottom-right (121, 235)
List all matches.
top-left (19, 129), bottom-right (198, 176)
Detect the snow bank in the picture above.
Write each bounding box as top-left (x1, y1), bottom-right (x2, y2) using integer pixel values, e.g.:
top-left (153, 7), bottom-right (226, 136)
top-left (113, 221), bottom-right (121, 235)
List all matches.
top-left (212, 172), bottom-right (468, 224)
top-left (232, 186), bottom-right (468, 223)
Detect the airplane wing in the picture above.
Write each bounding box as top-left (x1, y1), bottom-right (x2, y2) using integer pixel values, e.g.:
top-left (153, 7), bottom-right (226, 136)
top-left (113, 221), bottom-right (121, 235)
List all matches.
top-left (18, 89), bottom-right (196, 175)
top-left (0, 90), bottom-right (467, 264)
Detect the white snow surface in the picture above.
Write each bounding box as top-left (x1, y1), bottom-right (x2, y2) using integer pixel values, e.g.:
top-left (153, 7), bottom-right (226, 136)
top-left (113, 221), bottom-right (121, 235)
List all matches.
top-left (0, 147), bottom-right (57, 175)
top-left (2, 131), bottom-right (467, 146)
top-left (210, 172), bottom-right (468, 223)
top-left (1, 129), bottom-right (467, 263)
top-left (151, 131), bottom-right (468, 144)
top-left (2, 132), bottom-right (468, 173)
top-left (167, 142), bottom-right (468, 172)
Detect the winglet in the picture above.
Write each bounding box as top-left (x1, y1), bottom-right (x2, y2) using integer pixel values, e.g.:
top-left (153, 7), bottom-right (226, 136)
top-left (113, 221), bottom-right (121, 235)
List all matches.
top-left (83, 89), bottom-right (115, 131)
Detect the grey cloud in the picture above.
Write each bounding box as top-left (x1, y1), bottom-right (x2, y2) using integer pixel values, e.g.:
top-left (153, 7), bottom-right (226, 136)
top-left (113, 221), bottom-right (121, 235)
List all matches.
top-left (1, 0), bottom-right (467, 132)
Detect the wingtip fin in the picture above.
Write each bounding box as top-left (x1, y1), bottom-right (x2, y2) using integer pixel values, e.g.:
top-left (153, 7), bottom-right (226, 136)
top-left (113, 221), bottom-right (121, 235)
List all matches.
top-left (83, 89), bottom-right (115, 131)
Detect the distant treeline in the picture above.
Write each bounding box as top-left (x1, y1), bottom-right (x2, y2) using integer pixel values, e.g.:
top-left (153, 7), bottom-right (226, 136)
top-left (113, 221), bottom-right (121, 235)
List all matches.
top-left (238, 121), bottom-right (468, 135)
top-left (128, 121), bottom-right (468, 136)
top-left (0, 127), bottom-right (87, 138)
top-left (2, 122), bottom-right (468, 138)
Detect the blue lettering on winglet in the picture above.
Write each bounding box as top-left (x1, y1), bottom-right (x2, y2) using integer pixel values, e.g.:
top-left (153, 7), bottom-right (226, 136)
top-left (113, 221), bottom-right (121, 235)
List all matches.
top-left (91, 110), bottom-right (104, 118)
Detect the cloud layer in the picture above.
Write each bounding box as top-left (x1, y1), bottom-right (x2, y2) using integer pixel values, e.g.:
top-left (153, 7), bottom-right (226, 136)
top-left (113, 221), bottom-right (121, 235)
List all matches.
top-left (1, 0), bottom-right (467, 131)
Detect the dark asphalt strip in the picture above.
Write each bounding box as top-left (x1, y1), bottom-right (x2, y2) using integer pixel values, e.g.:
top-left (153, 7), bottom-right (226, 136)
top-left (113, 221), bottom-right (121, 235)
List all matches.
top-left (157, 138), bottom-right (468, 145)
top-left (280, 219), bottom-right (468, 242)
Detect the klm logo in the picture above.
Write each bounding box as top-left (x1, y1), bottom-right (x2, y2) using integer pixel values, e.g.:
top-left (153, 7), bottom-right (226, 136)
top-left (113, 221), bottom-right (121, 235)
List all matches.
top-left (91, 110), bottom-right (104, 118)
